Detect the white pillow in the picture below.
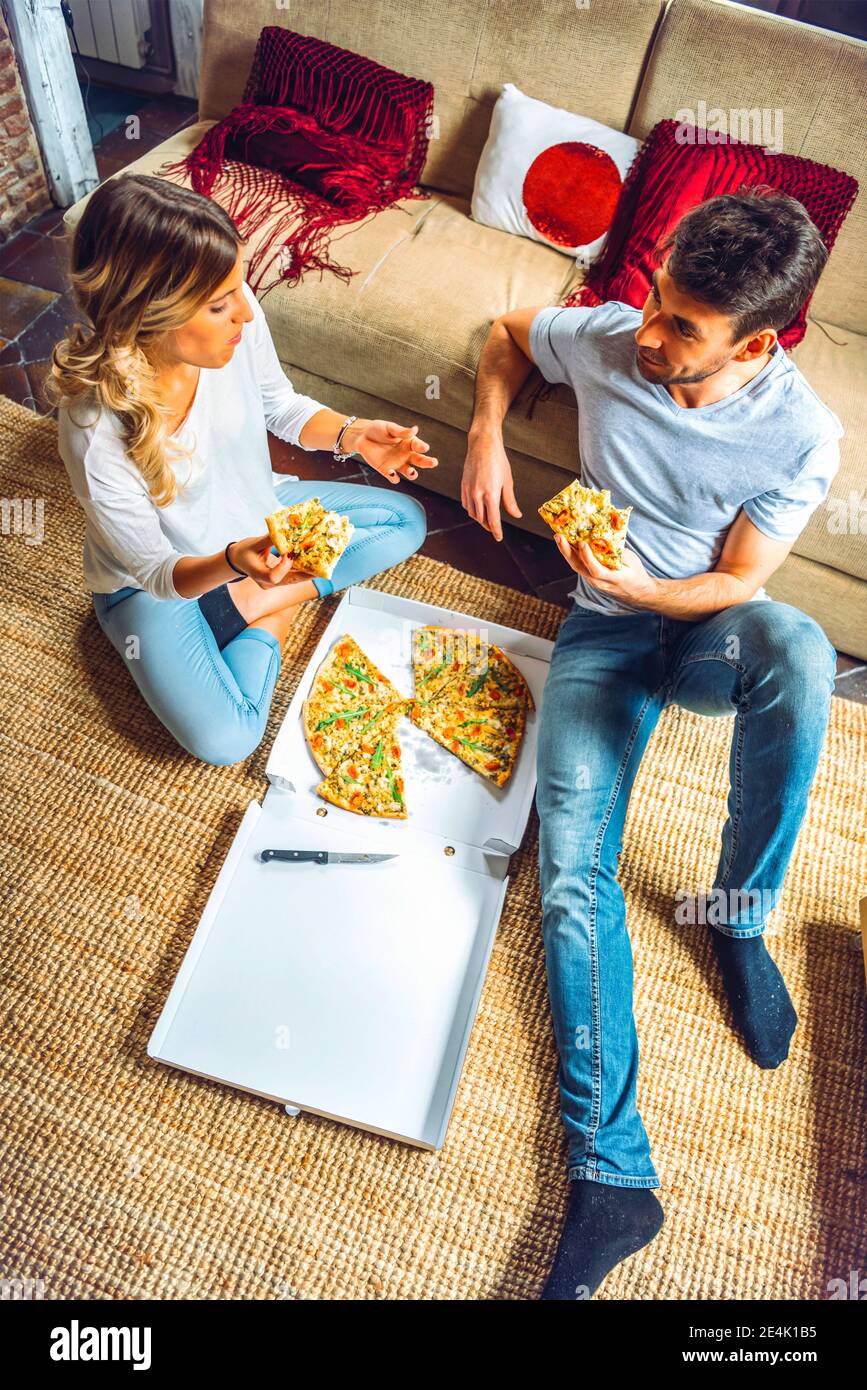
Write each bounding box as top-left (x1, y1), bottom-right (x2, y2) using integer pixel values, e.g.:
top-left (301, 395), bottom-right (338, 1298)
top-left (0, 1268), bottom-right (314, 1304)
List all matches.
top-left (471, 83), bottom-right (640, 266)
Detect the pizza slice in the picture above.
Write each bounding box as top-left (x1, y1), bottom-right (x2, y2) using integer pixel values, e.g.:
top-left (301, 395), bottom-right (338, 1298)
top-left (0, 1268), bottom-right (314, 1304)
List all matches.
top-left (290, 511), bottom-right (354, 579)
top-left (538, 478), bottom-right (632, 571)
top-left (410, 697), bottom-right (526, 786)
top-left (265, 497), bottom-right (354, 579)
top-left (303, 634), bottom-right (408, 773)
top-left (453, 642), bottom-right (535, 711)
top-left (266, 496), bottom-right (327, 553)
top-left (306, 634), bottom-right (403, 714)
top-left (316, 710), bottom-right (408, 818)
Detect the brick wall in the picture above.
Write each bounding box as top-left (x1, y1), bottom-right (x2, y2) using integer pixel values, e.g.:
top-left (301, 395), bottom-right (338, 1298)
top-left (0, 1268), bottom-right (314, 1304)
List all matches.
top-left (0, 11), bottom-right (52, 240)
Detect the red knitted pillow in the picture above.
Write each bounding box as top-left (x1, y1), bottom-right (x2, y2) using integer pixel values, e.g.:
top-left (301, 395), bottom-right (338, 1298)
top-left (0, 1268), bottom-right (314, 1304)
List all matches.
top-left (190, 102), bottom-right (407, 207)
top-left (158, 27), bottom-right (434, 293)
top-left (567, 119), bottom-right (859, 349)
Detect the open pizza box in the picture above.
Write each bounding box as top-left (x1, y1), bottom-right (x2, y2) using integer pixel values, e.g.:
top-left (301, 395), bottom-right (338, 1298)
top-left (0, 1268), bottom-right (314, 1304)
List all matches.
top-left (148, 585), bottom-right (554, 1149)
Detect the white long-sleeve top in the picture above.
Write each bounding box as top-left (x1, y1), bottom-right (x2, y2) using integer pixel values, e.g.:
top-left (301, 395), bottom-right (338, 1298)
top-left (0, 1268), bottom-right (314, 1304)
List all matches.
top-left (57, 279), bottom-right (327, 599)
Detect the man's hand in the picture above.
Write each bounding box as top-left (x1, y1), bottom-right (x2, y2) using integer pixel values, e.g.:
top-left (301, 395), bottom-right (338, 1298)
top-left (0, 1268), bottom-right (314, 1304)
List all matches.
top-left (555, 508), bottom-right (795, 620)
top-left (462, 307), bottom-right (542, 541)
top-left (461, 430), bottom-right (523, 542)
top-left (347, 419), bottom-right (438, 485)
top-left (555, 534), bottom-right (657, 607)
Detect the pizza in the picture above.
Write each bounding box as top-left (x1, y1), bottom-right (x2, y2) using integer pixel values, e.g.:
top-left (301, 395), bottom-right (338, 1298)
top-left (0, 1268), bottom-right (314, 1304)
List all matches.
top-left (538, 478), bottom-right (632, 570)
top-left (265, 497), bottom-right (354, 579)
top-left (450, 643), bottom-right (535, 711)
top-left (304, 634), bottom-right (403, 720)
top-left (409, 698), bottom-right (526, 786)
top-left (408, 627), bottom-right (532, 784)
top-left (303, 628), bottom-right (534, 814)
top-left (315, 709), bottom-right (407, 818)
top-left (303, 635), bottom-right (408, 773)
top-left (266, 496), bottom-right (325, 550)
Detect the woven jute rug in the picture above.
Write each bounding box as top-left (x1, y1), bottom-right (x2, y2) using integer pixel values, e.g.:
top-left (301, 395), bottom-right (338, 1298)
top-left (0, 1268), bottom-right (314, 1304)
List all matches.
top-left (0, 392), bottom-right (864, 1301)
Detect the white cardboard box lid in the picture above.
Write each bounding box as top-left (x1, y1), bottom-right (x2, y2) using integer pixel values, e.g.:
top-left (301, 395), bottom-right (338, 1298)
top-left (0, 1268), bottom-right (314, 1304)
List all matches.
top-left (265, 585), bottom-right (554, 857)
top-left (147, 792), bottom-right (509, 1149)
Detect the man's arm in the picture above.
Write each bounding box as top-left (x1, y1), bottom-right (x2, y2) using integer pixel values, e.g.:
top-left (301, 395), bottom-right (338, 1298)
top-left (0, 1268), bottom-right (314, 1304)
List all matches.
top-left (557, 508), bottom-right (795, 620)
top-left (463, 307), bottom-right (544, 541)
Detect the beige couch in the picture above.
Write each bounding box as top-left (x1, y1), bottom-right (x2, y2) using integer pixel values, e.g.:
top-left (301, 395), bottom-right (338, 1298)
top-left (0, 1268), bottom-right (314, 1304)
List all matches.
top-left (63, 0), bottom-right (867, 657)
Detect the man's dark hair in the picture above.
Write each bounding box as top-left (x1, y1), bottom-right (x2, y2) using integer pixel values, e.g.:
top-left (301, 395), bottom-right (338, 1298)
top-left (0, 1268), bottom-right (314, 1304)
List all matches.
top-left (657, 187), bottom-right (828, 343)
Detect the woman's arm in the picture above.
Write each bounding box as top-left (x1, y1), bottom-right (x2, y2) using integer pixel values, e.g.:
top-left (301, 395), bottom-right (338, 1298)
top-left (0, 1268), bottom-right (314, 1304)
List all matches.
top-left (297, 409), bottom-right (439, 484)
top-left (81, 483), bottom-right (189, 601)
top-left (82, 468), bottom-right (308, 601)
top-left (172, 537), bottom-right (311, 598)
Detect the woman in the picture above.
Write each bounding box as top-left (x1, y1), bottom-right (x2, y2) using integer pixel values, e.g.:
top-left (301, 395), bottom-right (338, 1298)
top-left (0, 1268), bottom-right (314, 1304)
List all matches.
top-left (49, 174), bottom-right (435, 766)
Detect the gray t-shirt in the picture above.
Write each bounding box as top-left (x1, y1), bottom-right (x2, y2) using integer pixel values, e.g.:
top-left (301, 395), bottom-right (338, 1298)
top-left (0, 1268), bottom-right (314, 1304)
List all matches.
top-left (529, 302), bottom-right (843, 615)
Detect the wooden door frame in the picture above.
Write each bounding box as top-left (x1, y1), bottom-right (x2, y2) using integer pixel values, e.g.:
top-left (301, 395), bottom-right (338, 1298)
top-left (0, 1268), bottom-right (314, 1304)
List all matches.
top-left (2, 0), bottom-right (98, 208)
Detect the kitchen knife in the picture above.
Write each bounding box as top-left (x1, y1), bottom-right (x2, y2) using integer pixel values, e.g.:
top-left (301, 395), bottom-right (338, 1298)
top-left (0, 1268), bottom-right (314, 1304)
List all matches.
top-left (258, 849), bottom-right (398, 864)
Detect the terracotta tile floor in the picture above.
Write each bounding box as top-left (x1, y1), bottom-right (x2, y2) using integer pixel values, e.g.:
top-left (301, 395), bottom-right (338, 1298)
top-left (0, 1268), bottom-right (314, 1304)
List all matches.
top-left (1, 92), bottom-right (863, 701)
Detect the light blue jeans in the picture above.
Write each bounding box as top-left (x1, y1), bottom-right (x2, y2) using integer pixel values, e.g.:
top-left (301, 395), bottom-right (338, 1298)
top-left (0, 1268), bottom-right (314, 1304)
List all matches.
top-left (535, 599), bottom-right (837, 1188)
top-left (91, 476), bottom-right (426, 765)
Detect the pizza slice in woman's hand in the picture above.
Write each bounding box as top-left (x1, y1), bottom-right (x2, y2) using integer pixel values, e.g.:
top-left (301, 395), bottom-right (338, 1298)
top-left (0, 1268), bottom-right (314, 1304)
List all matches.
top-left (266, 497), bottom-right (354, 578)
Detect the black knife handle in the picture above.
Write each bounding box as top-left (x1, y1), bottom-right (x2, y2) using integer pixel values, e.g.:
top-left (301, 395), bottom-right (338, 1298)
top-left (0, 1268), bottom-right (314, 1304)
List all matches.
top-left (260, 849), bottom-right (328, 864)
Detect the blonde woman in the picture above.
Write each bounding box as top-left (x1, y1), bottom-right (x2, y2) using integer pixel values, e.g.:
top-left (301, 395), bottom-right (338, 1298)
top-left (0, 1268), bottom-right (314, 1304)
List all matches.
top-left (50, 174), bottom-right (435, 765)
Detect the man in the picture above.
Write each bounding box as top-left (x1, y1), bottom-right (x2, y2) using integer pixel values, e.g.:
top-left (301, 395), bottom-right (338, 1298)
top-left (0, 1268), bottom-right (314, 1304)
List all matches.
top-left (462, 189), bottom-right (842, 1300)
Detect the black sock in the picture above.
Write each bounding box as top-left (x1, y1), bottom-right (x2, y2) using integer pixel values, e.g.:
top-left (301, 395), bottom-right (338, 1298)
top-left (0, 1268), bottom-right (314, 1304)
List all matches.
top-left (540, 1181), bottom-right (664, 1300)
top-left (198, 582), bottom-right (248, 652)
top-left (710, 926), bottom-right (797, 1068)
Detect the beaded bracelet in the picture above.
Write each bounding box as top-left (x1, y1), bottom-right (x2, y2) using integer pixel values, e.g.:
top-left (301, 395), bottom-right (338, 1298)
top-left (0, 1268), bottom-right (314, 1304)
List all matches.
top-left (333, 414), bottom-right (358, 463)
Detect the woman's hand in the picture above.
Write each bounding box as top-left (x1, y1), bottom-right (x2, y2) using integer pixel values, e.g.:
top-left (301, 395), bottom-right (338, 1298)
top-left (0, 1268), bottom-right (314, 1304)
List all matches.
top-left (228, 535), bottom-right (315, 590)
top-left (346, 418), bottom-right (438, 485)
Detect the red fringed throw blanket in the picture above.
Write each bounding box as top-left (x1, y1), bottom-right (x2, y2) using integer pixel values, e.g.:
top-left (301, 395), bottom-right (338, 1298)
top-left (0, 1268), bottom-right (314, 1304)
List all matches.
top-left (158, 28), bottom-right (434, 294)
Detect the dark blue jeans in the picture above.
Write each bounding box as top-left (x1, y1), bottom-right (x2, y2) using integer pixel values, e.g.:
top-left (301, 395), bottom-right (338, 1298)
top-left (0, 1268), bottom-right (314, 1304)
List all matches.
top-left (535, 598), bottom-right (837, 1188)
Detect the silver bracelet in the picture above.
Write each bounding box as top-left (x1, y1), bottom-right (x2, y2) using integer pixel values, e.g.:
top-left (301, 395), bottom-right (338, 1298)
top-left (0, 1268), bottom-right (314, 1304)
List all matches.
top-left (333, 414), bottom-right (358, 463)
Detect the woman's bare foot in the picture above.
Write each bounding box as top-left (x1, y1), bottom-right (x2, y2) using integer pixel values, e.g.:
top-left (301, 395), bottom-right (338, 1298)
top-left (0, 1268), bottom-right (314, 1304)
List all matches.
top-left (248, 601), bottom-right (305, 651)
top-left (221, 574), bottom-right (317, 652)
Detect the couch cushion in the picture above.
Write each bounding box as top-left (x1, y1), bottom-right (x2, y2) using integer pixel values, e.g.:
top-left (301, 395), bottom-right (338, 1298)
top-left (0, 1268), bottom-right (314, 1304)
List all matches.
top-left (629, 0), bottom-right (867, 335)
top-left (787, 322), bottom-right (867, 584)
top-left (198, 0), bottom-right (666, 199)
top-left (766, 552), bottom-right (867, 662)
top-left (262, 192), bottom-right (580, 437)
